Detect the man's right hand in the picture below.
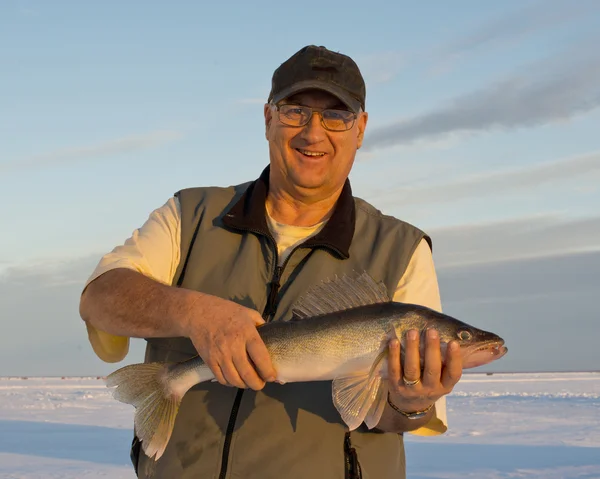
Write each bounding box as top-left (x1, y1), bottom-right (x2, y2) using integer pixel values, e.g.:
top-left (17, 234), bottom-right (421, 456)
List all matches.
top-left (184, 294), bottom-right (277, 391)
top-left (80, 268), bottom-right (276, 391)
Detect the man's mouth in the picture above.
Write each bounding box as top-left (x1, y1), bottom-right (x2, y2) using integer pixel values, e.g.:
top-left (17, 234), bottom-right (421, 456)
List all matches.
top-left (296, 148), bottom-right (326, 158)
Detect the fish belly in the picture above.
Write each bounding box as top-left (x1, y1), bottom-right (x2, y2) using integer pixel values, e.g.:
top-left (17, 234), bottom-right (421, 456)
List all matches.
top-left (274, 352), bottom-right (378, 384)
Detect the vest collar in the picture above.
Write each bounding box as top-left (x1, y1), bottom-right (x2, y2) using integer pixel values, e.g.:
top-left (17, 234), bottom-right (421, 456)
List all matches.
top-left (222, 165), bottom-right (355, 259)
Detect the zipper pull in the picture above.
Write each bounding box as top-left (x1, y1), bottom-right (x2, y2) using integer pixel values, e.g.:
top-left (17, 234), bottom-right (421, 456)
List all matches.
top-left (265, 266), bottom-right (283, 320)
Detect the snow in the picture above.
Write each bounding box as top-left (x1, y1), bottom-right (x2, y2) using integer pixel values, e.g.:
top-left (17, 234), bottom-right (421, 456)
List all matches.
top-left (0, 373), bottom-right (599, 478)
top-left (404, 372), bottom-right (600, 478)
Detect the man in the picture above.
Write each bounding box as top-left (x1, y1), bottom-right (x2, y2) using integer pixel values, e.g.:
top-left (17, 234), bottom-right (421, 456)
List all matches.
top-left (79, 45), bottom-right (462, 479)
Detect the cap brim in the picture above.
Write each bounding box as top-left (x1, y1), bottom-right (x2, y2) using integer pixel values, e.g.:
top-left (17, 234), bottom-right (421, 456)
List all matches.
top-left (270, 80), bottom-right (362, 113)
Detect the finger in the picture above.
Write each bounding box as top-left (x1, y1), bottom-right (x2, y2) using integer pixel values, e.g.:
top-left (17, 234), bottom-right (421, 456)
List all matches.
top-left (220, 358), bottom-right (247, 389)
top-left (402, 329), bottom-right (421, 383)
top-left (247, 337), bottom-right (277, 382)
top-left (441, 340), bottom-right (463, 390)
top-left (387, 339), bottom-right (401, 389)
top-left (206, 359), bottom-right (227, 386)
top-left (422, 328), bottom-right (442, 387)
top-left (192, 337), bottom-right (228, 386)
top-left (232, 350), bottom-right (265, 391)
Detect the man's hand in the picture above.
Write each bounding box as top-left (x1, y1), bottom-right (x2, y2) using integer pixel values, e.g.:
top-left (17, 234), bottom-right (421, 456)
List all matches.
top-left (80, 268), bottom-right (277, 390)
top-left (387, 328), bottom-right (462, 413)
top-left (185, 295), bottom-right (277, 391)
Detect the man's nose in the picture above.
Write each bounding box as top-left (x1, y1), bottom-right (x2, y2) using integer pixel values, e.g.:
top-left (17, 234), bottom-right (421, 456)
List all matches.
top-left (299, 111), bottom-right (327, 141)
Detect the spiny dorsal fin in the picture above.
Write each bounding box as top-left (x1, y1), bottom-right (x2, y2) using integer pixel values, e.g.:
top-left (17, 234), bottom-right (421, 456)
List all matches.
top-left (291, 271), bottom-right (391, 319)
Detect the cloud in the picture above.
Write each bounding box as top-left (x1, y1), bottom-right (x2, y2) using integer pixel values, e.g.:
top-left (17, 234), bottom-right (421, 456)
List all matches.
top-left (2, 209), bottom-right (600, 375)
top-left (1, 130), bottom-right (184, 173)
top-left (372, 150), bottom-right (600, 206)
top-left (426, 0), bottom-right (600, 77)
top-left (361, 43), bottom-right (600, 151)
top-left (15, 0), bottom-right (40, 16)
top-left (355, 1), bottom-right (599, 85)
top-left (2, 238), bottom-right (598, 375)
top-left (436, 0), bottom-right (600, 59)
top-left (0, 254), bottom-right (147, 377)
top-left (435, 249), bottom-right (600, 373)
top-left (2, 209), bottom-right (599, 375)
top-left (428, 214), bottom-right (600, 268)
top-left (427, 209), bottom-right (600, 372)
top-left (354, 51), bottom-right (406, 85)
top-left (0, 255), bottom-right (99, 286)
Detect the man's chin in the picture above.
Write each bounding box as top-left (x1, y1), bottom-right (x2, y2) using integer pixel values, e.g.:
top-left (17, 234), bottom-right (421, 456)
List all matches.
top-left (288, 174), bottom-right (327, 192)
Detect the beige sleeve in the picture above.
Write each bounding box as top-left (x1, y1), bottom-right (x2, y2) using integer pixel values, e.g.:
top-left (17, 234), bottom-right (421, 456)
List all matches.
top-left (83, 196), bottom-right (182, 363)
top-left (84, 196), bottom-right (182, 289)
top-left (392, 237), bottom-right (449, 436)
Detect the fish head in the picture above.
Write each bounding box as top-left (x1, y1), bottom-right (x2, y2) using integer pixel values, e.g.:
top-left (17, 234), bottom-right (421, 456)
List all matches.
top-left (389, 304), bottom-right (508, 370)
top-left (434, 317), bottom-right (508, 369)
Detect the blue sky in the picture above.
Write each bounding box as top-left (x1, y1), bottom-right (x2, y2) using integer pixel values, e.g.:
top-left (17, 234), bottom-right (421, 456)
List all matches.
top-left (1, 0), bottom-right (599, 375)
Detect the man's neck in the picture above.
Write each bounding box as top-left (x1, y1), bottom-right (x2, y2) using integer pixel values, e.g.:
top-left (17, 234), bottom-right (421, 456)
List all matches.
top-left (265, 187), bottom-right (342, 227)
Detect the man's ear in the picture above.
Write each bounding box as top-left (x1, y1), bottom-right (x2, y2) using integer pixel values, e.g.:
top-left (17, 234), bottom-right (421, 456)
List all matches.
top-left (264, 103), bottom-right (273, 140)
top-left (356, 111), bottom-right (368, 149)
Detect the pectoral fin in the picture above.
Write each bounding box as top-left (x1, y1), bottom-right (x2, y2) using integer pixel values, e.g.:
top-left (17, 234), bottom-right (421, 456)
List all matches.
top-left (364, 378), bottom-right (389, 429)
top-left (332, 349), bottom-right (388, 431)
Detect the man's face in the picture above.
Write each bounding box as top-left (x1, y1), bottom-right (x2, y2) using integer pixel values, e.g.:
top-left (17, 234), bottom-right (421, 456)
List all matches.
top-left (264, 89), bottom-right (368, 202)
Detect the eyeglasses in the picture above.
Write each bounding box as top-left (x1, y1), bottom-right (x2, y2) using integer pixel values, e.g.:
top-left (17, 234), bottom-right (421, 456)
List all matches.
top-left (273, 104), bottom-right (357, 131)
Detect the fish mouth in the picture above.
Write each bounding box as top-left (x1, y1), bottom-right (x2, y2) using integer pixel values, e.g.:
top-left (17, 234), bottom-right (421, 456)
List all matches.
top-left (462, 340), bottom-right (508, 369)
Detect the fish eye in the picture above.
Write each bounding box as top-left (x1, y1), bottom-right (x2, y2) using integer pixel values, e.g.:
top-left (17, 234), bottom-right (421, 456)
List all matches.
top-left (458, 330), bottom-right (472, 341)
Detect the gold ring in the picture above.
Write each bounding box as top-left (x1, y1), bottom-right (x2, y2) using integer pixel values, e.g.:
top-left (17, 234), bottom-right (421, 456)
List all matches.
top-left (402, 376), bottom-right (421, 387)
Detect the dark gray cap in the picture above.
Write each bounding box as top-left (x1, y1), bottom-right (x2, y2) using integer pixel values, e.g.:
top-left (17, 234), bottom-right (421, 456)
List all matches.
top-left (268, 45), bottom-right (366, 113)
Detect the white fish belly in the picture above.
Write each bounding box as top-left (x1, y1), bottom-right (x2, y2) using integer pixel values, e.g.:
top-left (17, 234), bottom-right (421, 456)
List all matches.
top-left (274, 353), bottom-right (377, 383)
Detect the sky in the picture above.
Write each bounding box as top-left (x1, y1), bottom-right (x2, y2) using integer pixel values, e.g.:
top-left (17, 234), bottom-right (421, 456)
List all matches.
top-left (1, 0), bottom-right (599, 376)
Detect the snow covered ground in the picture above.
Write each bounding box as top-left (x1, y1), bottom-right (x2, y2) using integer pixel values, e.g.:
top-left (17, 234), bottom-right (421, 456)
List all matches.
top-left (0, 372), bottom-right (598, 478)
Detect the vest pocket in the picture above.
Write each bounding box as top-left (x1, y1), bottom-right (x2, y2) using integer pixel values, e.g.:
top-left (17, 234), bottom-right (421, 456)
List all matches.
top-left (344, 432), bottom-right (362, 479)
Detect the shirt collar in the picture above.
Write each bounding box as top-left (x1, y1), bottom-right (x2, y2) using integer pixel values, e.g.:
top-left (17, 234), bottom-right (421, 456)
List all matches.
top-left (221, 165), bottom-right (355, 259)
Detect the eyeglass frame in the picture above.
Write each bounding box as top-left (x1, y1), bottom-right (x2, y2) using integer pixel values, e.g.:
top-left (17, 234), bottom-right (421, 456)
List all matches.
top-left (270, 102), bottom-right (359, 132)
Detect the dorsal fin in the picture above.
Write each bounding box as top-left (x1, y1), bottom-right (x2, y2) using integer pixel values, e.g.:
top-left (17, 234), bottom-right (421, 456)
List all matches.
top-left (291, 271), bottom-right (391, 319)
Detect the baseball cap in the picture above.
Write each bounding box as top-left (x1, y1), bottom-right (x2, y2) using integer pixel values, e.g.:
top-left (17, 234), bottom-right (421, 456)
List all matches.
top-left (267, 45), bottom-right (366, 113)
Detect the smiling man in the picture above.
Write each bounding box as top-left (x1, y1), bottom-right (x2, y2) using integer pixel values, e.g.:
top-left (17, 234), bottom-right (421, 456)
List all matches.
top-left (79, 45), bottom-right (462, 479)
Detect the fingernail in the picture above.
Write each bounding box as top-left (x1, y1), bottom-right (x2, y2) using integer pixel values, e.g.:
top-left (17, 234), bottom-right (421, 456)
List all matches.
top-left (449, 341), bottom-right (459, 351)
top-left (408, 330), bottom-right (418, 340)
top-left (390, 339), bottom-right (399, 348)
top-left (428, 328), bottom-right (438, 339)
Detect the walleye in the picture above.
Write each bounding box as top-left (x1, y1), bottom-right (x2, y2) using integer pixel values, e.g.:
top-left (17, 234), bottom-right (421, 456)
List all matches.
top-left (106, 272), bottom-right (507, 462)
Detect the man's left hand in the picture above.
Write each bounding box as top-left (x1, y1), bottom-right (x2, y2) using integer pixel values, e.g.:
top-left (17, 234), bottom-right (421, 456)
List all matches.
top-left (386, 327), bottom-right (463, 413)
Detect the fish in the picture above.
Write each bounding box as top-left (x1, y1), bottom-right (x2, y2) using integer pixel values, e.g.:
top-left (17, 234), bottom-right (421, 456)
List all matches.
top-left (105, 272), bottom-right (507, 462)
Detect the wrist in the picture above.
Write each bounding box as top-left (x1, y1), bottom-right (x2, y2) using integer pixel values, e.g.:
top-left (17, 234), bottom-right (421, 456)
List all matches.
top-left (387, 393), bottom-right (435, 420)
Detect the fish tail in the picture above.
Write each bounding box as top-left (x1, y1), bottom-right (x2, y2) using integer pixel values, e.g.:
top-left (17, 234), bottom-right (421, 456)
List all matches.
top-left (105, 362), bottom-right (183, 461)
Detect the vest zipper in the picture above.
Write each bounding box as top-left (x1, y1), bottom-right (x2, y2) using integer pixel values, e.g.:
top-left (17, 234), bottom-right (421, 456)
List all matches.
top-left (218, 388), bottom-right (243, 479)
top-left (217, 236), bottom-right (335, 478)
top-left (218, 232), bottom-right (281, 479)
top-left (265, 265), bottom-right (284, 321)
